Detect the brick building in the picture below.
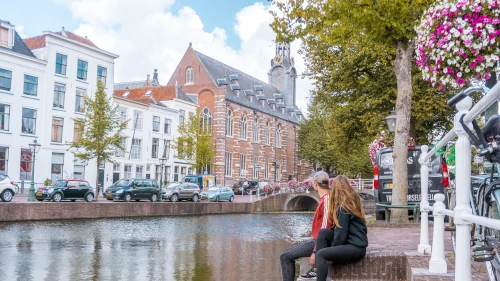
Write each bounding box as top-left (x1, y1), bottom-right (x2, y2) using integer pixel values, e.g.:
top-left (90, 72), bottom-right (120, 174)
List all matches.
top-left (166, 43), bottom-right (307, 186)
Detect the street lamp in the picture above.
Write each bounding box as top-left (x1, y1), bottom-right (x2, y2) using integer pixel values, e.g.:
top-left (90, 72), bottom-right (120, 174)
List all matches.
top-left (28, 138), bottom-right (41, 201)
top-left (158, 156), bottom-right (167, 202)
top-left (385, 110), bottom-right (397, 133)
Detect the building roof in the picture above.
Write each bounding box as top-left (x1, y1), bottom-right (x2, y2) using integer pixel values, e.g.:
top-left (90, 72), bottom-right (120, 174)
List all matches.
top-left (193, 50), bottom-right (302, 124)
top-left (114, 85), bottom-right (196, 105)
top-left (0, 19), bottom-right (35, 58)
top-left (114, 80), bottom-right (147, 90)
top-left (24, 28), bottom-right (98, 50)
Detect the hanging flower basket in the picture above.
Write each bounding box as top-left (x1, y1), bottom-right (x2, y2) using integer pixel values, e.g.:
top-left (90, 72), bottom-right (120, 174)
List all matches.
top-left (415, 0), bottom-right (500, 89)
top-left (288, 180), bottom-right (299, 192)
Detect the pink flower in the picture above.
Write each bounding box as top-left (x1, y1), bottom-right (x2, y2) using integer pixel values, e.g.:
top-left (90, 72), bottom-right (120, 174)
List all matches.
top-left (464, 39), bottom-right (472, 45)
top-left (489, 33), bottom-right (496, 40)
top-left (457, 78), bottom-right (466, 85)
top-left (485, 72), bottom-right (492, 80)
top-left (477, 55), bottom-right (483, 62)
top-left (493, 18), bottom-right (500, 24)
top-left (470, 61), bottom-right (477, 68)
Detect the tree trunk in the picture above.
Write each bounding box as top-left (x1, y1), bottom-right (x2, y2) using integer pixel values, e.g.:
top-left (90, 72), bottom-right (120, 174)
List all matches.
top-left (95, 156), bottom-right (100, 202)
top-left (391, 41), bottom-right (413, 222)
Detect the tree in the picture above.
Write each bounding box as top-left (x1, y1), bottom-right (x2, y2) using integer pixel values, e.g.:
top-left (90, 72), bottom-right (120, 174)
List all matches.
top-left (270, 0), bottom-right (440, 222)
top-left (69, 80), bottom-right (127, 200)
top-left (172, 109), bottom-right (215, 174)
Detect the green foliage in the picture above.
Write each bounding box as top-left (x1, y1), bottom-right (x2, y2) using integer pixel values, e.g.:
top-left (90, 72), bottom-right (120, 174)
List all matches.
top-left (44, 178), bottom-right (52, 186)
top-left (172, 108), bottom-right (215, 174)
top-left (68, 80), bottom-right (127, 185)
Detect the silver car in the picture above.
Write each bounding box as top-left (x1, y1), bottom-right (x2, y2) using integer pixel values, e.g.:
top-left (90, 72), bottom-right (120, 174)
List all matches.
top-left (164, 183), bottom-right (201, 202)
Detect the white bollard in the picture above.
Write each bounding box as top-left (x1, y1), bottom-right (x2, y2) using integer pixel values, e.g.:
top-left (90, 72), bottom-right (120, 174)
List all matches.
top-left (453, 97), bottom-right (473, 281)
top-left (429, 193), bottom-right (447, 273)
top-left (418, 145), bottom-right (432, 255)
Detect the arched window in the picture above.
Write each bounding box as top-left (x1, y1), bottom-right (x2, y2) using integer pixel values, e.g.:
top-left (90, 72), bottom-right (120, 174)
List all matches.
top-left (201, 107), bottom-right (212, 133)
top-left (276, 124), bottom-right (282, 147)
top-left (186, 67), bottom-right (194, 84)
top-left (226, 109), bottom-right (233, 137)
top-left (264, 121), bottom-right (270, 145)
top-left (253, 117), bottom-right (260, 143)
top-left (240, 115), bottom-right (247, 140)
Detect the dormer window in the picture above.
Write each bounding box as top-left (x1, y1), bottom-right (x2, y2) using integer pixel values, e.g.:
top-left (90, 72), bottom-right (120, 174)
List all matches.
top-left (186, 67), bottom-right (194, 84)
top-left (0, 23), bottom-right (14, 48)
top-left (122, 91), bottom-right (130, 97)
top-left (145, 90), bottom-right (152, 96)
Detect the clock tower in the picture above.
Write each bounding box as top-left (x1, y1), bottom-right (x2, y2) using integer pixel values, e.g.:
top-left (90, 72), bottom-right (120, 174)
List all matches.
top-left (268, 42), bottom-right (297, 106)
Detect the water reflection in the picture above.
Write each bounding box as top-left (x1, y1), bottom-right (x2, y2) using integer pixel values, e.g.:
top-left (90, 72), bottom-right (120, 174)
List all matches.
top-left (0, 213), bottom-right (312, 281)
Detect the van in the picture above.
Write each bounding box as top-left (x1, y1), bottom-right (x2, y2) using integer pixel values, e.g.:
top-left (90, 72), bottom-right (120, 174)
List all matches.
top-left (181, 174), bottom-right (216, 191)
top-left (374, 146), bottom-right (449, 220)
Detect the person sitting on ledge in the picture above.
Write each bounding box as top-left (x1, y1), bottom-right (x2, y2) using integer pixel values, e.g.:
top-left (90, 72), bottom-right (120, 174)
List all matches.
top-left (301, 175), bottom-right (368, 280)
top-left (280, 171), bottom-right (332, 281)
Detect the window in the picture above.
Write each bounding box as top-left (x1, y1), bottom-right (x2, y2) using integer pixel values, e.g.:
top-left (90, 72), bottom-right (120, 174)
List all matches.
top-left (131, 138), bottom-right (142, 159)
top-left (21, 108), bottom-right (37, 135)
top-left (155, 165), bottom-right (162, 181)
top-left (163, 140), bottom-right (171, 159)
top-left (75, 88), bottom-right (85, 113)
top-left (117, 137), bottom-right (127, 157)
top-left (253, 118), bottom-right (259, 143)
top-left (24, 75), bottom-right (38, 96)
top-left (53, 83), bottom-right (65, 109)
top-left (20, 149), bottom-right (32, 180)
top-left (186, 67), bottom-right (194, 84)
top-left (276, 124), bottom-right (282, 148)
top-left (0, 104), bottom-right (10, 131)
top-left (225, 152), bottom-right (233, 177)
top-left (56, 53), bottom-right (67, 75)
top-left (226, 110), bottom-right (233, 137)
top-left (264, 158), bottom-right (269, 179)
top-left (174, 166), bottom-right (179, 181)
top-left (74, 162), bottom-right (85, 180)
top-left (240, 154), bottom-right (246, 177)
top-left (73, 123), bottom-right (83, 142)
top-left (119, 107), bottom-right (127, 124)
top-left (181, 167), bottom-right (186, 179)
top-left (97, 66), bottom-right (107, 85)
top-left (124, 165), bottom-right (132, 179)
top-left (152, 138), bottom-right (159, 158)
top-left (77, 59), bottom-right (88, 80)
top-left (133, 110), bottom-right (142, 130)
top-left (0, 147), bottom-right (8, 175)
top-left (164, 118), bottom-right (172, 134)
top-left (51, 153), bottom-right (64, 182)
top-left (153, 116), bottom-right (160, 132)
top-left (201, 107), bottom-right (212, 133)
top-left (264, 121), bottom-right (270, 145)
top-left (252, 156), bottom-right (259, 179)
top-left (240, 115), bottom-right (247, 140)
top-left (179, 110), bottom-right (185, 125)
top-left (0, 68), bottom-right (12, 91)
top-left (136, 165), bottom-right (144, 178)
top-left (0, 27), bottom-right (8, 47)
top-left (51, 117), bottom-right (64, 143)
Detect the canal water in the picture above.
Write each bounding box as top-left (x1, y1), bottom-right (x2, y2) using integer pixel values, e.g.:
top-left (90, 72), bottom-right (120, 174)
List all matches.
top-left (0, 213), bottom-right (313, 281)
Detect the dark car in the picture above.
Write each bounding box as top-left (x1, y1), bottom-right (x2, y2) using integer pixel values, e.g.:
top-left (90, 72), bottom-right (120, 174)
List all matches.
top-left (471, 161), bottom-right (499, 196)
top-left (163, 183), bottom-right (201, 202)
top-left (373, 146), bottom-right (449, 220)
top-left (35, 179), bottom-right (95, 202)
top-left (232, 180), bottom-right (258, 195)
top-left (104, 179), bottom-right (159, 202)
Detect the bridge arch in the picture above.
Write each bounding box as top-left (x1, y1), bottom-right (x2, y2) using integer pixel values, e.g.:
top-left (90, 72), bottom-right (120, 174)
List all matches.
top-left (283, 194), bottom-right (320, 211)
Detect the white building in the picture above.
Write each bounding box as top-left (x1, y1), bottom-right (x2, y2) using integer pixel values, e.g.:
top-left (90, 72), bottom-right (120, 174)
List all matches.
top-left (0, 20), bottom-right (119, 189)
top-left (113, 82), bottom-right (197, 184)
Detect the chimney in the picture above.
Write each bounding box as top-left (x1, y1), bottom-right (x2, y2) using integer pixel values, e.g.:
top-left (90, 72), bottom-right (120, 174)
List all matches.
top-left (61, 27), bottom-right (67, 37)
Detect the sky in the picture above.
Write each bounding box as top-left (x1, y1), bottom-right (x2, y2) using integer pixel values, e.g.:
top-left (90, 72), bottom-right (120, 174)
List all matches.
top-left (1, 0), bottom-right (313, 113)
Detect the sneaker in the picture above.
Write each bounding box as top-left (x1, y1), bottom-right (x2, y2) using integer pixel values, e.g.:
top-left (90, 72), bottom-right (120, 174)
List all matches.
top-left (300, 267), bottom-right (317, 278)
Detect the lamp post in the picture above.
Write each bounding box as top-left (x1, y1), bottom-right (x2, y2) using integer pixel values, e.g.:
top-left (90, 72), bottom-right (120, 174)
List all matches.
top-left (385, 110), bottom-right (397, 133)
top-left (158, 156), bottom-right (167, 202)
top-left (28, 138), bottom-right (41, 201)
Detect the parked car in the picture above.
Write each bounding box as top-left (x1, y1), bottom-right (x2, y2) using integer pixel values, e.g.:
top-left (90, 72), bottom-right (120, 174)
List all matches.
top-left (373, 146), bottom-right (449, 221)
top-left (104, 179), bottom-right (159, 202)
top-left (0, 174), bottom-right (16, 202)
top-left (201, 186), bottom-right (235, 202)
top-left (163, 183), bottom-right (200, 202)
top-left (181, 174), bottom-right (216, 191)
top-left (232, 180), bottom-right (258, 195)
top-left (35, 179), bottom-right (95, 202)
top-left (161, 182), bottom-right (182, 198)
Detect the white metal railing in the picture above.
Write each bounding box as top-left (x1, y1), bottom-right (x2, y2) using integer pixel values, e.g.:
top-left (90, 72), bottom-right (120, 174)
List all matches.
top-left (418, 81), bottom-right (500, 281)
top-left (348, 178), bottom-right (374, 190)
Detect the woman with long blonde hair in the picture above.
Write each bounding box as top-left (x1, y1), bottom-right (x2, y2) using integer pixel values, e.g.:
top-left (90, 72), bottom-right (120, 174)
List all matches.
top-left (301, 175), bottom-right (368, 280)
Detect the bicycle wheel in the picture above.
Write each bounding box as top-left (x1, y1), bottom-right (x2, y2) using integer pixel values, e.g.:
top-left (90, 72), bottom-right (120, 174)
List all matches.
top-left (482, 187), bottom-right (500, 280)
top-left (14, 184), bottom-right (20, 194)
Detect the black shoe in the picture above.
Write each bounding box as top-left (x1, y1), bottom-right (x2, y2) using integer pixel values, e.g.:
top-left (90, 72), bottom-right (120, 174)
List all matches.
top-left (300, 267), bottom-right (317, 278)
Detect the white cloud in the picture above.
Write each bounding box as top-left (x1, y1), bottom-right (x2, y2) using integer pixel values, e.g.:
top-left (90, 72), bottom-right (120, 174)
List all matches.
top-left (55, 0), bottom-right (312, 113)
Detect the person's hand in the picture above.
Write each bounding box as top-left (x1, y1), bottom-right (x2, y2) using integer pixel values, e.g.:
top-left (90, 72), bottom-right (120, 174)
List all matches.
top-left (309, 253), bottom-right (315, 266)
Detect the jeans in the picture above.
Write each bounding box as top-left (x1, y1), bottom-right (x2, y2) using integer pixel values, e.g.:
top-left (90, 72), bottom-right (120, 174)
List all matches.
top-left (280, 239), bottom-right (315, 281)
top-left (315, 229), bottom-right (366, 281)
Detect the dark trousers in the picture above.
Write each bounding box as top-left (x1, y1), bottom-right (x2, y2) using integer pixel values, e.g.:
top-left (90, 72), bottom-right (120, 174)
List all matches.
top-left (315, 229), bottom-right (366, 281)
top-left (280, 239), bottom-right (315, 281)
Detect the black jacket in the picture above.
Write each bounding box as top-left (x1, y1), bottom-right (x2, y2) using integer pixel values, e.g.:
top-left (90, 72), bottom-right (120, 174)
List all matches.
top-left (333, 207), bottom-right (368, 247)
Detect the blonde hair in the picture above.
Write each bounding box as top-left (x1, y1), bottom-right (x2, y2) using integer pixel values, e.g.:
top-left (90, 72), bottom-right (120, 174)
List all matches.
top-left (328, 175), bottom-right (367, 228)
